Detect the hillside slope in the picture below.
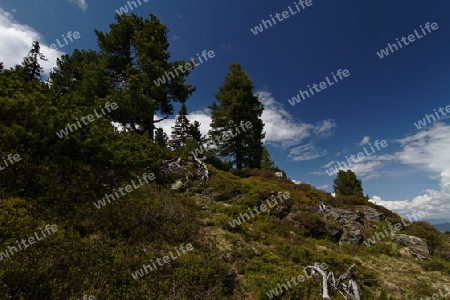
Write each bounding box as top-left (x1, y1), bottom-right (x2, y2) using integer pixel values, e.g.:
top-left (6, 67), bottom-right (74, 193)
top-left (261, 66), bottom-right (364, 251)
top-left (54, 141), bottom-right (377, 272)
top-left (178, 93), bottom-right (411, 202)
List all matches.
top-left (1, 165), bottom-right (449, 299)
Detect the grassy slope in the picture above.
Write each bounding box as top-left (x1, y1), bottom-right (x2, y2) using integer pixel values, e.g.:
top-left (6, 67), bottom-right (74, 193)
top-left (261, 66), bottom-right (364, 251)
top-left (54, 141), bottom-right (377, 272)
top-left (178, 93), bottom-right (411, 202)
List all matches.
top-left (0, 165), bottom-right (449, 299)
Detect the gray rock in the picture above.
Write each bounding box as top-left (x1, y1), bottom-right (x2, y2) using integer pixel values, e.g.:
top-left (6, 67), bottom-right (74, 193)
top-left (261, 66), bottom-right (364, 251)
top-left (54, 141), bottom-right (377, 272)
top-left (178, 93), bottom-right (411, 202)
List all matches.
top-left (363, 207), bottom-right (385, 222)
top-left (339, 229), bottom-right (364, 245)
top-left (318, 204), bottom-right (364, 230)
top-left (391, 233), bottom-right (430, 257)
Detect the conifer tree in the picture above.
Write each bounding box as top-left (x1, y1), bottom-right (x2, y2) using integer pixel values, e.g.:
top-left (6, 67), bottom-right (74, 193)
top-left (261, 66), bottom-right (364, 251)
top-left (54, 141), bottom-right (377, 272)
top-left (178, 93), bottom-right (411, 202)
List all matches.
top-left (155, 127), bottom-right (168, 147)
top-left (260, 146), bottom-right (275, 169)
top-left (170, 102), bottom-right (191, 151)
top-left (94, 13), bottom-right (195, 139)
top-left (209, 63), bottom-right (265, 171)
top-left (333, 170), bottom-right (364, 197)
top-left (188, 120), bottom-right (203, 143)
top-left (22, 41), bottom-right (47, 82)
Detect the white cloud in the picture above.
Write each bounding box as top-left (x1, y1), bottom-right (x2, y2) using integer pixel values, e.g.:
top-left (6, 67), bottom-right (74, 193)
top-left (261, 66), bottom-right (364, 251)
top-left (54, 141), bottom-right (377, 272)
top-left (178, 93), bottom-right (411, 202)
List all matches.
top-left (345, 155), bottom-right (395, 179)
top-left (370, 123), bottom-right (450, 220)
top-left (288, 142), bottom-right (326, 161)
top-left (320, 153), bottom-right (395, 180)
top-left (157, 91), bottom-right (336, 158)
top-left (358, 135), bottom-right (370, 146)
top-left (66, 0), bottom-right (88, 11)
top-left (257, 91), bottom-right (336, 148)
top-left (0, 8), bottom-right (63, 74)
top-left (156, 108), bottom-right (212, 139)
top-left (310, 170), bottom-right (325, 176)
top-left (322, 161), bottom-right (335, 168)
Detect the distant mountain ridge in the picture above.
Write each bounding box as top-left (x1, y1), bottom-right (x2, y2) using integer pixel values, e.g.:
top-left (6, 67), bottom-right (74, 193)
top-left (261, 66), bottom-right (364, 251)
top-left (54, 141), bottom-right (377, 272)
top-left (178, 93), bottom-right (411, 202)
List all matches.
top-left (433, 223), bottom-right (450, 232)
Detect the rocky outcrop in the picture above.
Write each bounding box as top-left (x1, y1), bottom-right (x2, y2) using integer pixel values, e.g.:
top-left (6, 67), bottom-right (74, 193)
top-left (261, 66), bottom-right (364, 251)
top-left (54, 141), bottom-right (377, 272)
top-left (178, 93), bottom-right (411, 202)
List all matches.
top-left (318, 204), bottom-right (364, 246)
top-left (318, 204), bottom-right (386, 246)
top-left (339, 229), bottom-right (364, 246)
top-left (309, 223), bottom-right (344, 243)
top-left (318, 205), bottom-right (432, 254)
top-left (362, 207), bottom-right (385, 222)
top-left (391, 233), bottom-right (430, 258)
top-left (318, 204), bottom-right (365, 230)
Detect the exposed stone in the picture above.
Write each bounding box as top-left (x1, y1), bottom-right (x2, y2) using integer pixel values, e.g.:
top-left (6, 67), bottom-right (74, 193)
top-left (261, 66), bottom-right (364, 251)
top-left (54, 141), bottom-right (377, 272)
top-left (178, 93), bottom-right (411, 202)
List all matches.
top-left (318, 204), bottom-right (364, 230)
top-left (309, 223), bottom-right (343, 243)
top-left (171, 179), bottom-right (182, 190)
top-left (339, 229), bottom-right (364, 245)
top-left (318, 204), bottom-right (392, 247)
top-left (363, 207), bottom-right (385, 222)
top-left (391, 233), bottom-right (430, 257)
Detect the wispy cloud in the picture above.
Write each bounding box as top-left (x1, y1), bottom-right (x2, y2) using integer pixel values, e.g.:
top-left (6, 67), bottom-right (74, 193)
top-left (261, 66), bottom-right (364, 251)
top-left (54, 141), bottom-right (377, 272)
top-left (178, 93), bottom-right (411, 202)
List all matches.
top-left (317, 185), bottom-right (329, 190)
top-left (358, 135), bottom-right (370, 146)
top-left (288, 142), bottom-right (326, 161)
top-left (258, 91), bottom-right (336, 148)
top-left (66, 0), bottom-right (88, 11)
top-left (322, 161), bottom-right (335, 168)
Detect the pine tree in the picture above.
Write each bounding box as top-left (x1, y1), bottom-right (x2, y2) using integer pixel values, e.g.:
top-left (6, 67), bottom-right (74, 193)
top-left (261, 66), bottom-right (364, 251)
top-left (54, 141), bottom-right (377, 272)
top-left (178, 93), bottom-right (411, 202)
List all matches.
top-left (260, 146), bottom-right (275, 169)
top-left (21, 41), bottom-right (47, 82)
top-left (170, 102), bottom-right (191, 151)
top-left (155, 127), bottom-right (168, 147)
top-left (94, 13), bottom-right (195, 139)
top-left (333, 170), bottom-right (364, 197)
top-left (209, 63), bottom-right (265, 171)
top-left (188, 120), bottom-right (203, 143)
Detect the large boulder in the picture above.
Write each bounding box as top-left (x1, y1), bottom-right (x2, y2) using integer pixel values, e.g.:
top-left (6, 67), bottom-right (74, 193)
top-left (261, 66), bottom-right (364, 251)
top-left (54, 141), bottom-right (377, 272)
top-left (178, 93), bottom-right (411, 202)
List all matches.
top-left (391, 233), bottom-right (430, 257)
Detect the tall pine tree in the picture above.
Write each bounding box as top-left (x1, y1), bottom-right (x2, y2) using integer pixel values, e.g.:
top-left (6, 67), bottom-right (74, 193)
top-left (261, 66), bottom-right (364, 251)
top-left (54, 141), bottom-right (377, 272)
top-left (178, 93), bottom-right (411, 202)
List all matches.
top-left (21, 41), bottom-right (47, 82)
top-left (170, 102), bottom-right (191, 150)
top-left (188, 120), bottom-right (203, 143)
top-left (154, 127), bottom-right (169, 147)
top-left (94, 13), bottom-right (195, 139)
top-left (209, 63), bottom-right (265, 171)
top-left (260, 146), bottom-right (275, 169)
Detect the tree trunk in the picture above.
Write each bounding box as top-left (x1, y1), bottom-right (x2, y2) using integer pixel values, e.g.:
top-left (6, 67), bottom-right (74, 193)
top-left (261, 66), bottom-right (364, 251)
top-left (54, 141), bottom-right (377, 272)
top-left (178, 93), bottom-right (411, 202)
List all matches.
top-left (304, 264), bottom-right (330, 299)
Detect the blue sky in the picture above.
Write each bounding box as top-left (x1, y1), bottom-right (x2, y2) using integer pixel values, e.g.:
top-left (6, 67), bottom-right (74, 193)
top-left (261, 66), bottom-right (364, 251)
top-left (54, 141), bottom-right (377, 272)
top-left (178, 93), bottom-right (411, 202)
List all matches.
top-left (0, 0), bottom-right (449, 223)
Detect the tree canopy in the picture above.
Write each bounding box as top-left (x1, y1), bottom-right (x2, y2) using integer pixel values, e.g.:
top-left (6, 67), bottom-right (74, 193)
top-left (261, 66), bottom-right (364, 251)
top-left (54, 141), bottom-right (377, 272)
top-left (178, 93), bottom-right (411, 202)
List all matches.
top-left (333, 170), bottom-right (364, 197)
top-left (94, 13), bottom-right (195, 139)
top-left (208, 63), bottom-right (265, 171)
